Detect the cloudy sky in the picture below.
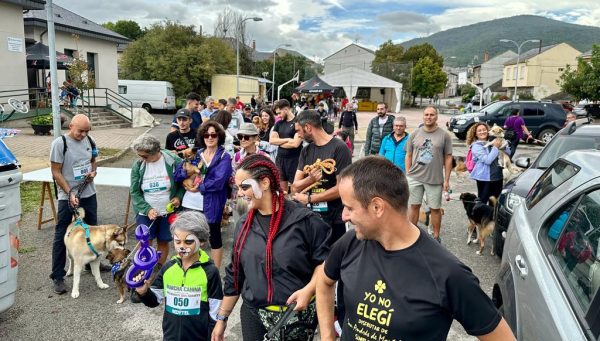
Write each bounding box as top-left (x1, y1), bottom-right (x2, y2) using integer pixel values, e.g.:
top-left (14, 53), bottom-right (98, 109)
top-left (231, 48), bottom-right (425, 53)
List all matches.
top-left (55, 0), bottom-right (600, 61)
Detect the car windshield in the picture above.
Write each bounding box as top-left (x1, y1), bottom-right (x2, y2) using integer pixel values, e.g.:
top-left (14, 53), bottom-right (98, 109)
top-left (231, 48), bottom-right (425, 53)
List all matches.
top-left (476, 101), bottom-right (506, 114)
top-left (526, 159), bottom-right (580, 209)
top-left (535, 135), bottom-right (600, 169)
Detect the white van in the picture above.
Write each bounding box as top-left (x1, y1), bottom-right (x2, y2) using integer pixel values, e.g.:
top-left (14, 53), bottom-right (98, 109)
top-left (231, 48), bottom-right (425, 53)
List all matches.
top-left (117, 80), bottom-right (176, 112)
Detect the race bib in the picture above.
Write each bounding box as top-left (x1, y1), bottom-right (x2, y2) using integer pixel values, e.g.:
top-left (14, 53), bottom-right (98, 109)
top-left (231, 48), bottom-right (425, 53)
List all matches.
top-left (165, 286), bottom-right (201, 316)
top-left (310, 201), bottom-right (328, 212)
top-left (142, 175), bottom-right (170, 193)
top-left (72, 160), bottom-right (91, 180)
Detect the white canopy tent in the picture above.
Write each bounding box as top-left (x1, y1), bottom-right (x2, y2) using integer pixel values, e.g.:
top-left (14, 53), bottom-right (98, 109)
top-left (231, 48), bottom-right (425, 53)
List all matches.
top-left (321, 67), bottom-right (403, 112)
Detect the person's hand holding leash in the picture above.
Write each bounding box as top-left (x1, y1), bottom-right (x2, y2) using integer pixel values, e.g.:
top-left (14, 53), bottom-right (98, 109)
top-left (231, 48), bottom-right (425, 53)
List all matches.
top-left (287, 286), bottom-right (312, 311)
top-left (148, 209), bottom-right (159, 220)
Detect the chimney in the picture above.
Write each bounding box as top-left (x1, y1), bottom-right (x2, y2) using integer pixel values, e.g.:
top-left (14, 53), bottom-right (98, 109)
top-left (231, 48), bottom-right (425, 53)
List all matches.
top-left (484, 51), bottom-right (490, 62)
top-left (252, 40), bottom-right (256, 50)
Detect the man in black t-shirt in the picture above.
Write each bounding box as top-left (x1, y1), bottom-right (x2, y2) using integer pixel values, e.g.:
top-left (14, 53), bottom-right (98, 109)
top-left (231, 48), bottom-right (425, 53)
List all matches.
top-left (291, 109), bottom-right (352, 243)
top-left (316, 157), bottom-right (515, 341)
top-left (270, 99), bottom-right (302, 192)
top-left (165, 108), bottom-right (196, 154)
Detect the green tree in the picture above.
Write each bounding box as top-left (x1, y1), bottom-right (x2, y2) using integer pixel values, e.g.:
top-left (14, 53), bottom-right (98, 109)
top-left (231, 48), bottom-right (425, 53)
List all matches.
top-left (119, 21), bottom-right (235, 98)
top-left (402, 43), bottom-right (444, 67)
top-left (412, 56), bottom-right (448, 101)
top-left (371, 40), bottom-right (405, 81)
top-left (559, 44), bottom-right (600, 102)
top-left (102, 20), bottom-right (144, 40)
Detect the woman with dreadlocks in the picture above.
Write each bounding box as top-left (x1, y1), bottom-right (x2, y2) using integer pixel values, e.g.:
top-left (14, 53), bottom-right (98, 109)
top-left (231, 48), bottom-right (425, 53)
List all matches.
top-left (212, 154), bottom-right (331, 341)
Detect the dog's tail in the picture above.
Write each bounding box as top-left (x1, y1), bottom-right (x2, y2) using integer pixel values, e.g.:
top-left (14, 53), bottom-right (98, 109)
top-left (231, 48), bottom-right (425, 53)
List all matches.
top-left (489, 196), bottom-right (497, 208)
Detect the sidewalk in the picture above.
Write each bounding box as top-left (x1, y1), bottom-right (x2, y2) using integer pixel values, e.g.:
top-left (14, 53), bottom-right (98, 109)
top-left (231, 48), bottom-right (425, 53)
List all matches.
top-left (5, 124), bottom-right (156, 173)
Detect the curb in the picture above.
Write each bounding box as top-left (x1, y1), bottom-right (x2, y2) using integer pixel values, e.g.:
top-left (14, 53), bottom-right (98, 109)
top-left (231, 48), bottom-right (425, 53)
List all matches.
top-left (96, 125), bottom-right (156, 166)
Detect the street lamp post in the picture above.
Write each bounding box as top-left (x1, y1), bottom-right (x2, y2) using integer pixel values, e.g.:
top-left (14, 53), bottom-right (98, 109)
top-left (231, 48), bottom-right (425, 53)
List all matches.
top-left (271, 43), bottom-right (291, 103)
top-left (236, 17), bottom-right (262, 97)
top-left (499, 39), bottom-right (540, 101)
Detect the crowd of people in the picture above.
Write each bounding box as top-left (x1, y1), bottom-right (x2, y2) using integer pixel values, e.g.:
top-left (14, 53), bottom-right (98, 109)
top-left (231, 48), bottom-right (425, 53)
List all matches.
top-left (48, 94), bottom-right (516, 340)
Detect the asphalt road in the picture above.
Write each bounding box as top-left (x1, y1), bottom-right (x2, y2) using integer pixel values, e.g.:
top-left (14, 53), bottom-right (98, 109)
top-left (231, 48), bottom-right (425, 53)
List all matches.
top-left (0, 115), bottom-right (543, 341)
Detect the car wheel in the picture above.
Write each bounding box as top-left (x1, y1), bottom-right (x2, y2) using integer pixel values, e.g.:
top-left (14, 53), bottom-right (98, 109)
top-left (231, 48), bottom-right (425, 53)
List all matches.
top-left (455, 132), bottom-right (467, 140)
top-left (493, 224), bottom-right (504, 258)
top-left (537, 128), bottom-right (556, 144)
top-left (142, 104), bottom-right (152, 113)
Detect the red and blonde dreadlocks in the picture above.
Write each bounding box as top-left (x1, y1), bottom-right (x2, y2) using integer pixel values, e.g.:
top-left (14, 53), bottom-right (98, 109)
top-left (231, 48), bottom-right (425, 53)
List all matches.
top-left (233, 154), bottom-right (285, 303)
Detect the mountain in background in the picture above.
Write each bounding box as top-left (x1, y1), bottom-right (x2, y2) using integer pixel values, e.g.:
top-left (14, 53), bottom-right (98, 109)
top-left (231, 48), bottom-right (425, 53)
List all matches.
top-left (400, 15), bottom-right (600, 66)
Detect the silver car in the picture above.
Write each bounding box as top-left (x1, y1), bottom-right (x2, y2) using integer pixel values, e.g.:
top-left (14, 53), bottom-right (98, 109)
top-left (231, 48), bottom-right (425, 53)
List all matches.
top-left (493, 149), bottom-right (600, 340)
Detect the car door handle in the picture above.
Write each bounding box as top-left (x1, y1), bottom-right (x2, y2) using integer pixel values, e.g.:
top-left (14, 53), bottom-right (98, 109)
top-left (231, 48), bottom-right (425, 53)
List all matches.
top-left (515, 255), bottom-right (528, 278)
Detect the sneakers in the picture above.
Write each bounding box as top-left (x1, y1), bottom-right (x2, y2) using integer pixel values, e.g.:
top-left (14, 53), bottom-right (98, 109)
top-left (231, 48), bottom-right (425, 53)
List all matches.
top-left (53, 279), bottom-right (68, 295)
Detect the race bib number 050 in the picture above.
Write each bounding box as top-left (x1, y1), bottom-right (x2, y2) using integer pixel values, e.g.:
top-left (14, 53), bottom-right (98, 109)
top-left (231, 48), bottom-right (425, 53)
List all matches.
top-left (165, 286), bottom-right (202, 316)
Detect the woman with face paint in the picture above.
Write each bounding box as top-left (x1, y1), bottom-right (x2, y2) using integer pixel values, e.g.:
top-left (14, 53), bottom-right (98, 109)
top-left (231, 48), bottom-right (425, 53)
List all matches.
top-left (212, 154), bottom-right (331, 341)
top-left (136, 211), bottom-right (223, 341)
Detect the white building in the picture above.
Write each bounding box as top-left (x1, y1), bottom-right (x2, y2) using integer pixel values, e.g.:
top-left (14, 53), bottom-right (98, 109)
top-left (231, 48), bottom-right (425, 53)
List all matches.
top-left (0, 0), bottom-right (45, 93)
top-left (477, 50), bottom-right (517, 90)
top-left (23, 3), bottom-right (130, 91)
top-left (323, 43), bottom-right (375, 75)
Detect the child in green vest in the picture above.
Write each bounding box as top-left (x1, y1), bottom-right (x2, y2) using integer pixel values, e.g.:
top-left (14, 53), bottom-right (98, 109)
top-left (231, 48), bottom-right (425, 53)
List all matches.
top-left (136, 211), bottom-right (223, 341)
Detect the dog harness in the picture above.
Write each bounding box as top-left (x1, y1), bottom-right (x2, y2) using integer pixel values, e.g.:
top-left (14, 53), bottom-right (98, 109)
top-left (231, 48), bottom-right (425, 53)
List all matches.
top-left (74, 218), bottom-right (100, 258)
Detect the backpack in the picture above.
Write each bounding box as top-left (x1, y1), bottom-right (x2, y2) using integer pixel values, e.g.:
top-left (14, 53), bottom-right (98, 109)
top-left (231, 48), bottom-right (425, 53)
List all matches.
top-left (466, 147), bottom-right (476, 173)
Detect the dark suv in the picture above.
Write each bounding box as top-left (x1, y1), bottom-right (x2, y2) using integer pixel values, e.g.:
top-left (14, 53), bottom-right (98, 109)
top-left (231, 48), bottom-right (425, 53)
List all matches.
top-left (493, 118), bottom-right (600, 257)
top-left (447, 100), bottom-right (566, 142)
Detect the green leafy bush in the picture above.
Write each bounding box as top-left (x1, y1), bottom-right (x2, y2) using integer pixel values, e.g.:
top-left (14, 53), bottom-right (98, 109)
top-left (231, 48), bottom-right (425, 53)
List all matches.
top-left (30, 114), bottom-right (53, 125)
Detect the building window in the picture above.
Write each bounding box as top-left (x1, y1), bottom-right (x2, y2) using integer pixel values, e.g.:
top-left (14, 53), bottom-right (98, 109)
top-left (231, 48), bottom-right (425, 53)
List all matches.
top-left (118, 85), bottom-right (127, 94)
top-left (86, 52), bottom-right (97, 85)
top-left (520, 66), bottom-right (525, 79)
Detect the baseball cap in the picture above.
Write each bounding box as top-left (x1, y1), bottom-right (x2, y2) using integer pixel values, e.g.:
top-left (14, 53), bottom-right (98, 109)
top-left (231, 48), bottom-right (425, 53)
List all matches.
top-left (244, 104), bottom-right (252, 110)
top-left (175, 108), bottom-right (191, 118)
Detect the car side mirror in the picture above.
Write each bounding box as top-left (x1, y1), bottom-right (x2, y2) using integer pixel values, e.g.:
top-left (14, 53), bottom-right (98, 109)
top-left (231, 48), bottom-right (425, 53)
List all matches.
top-left (514, 157), bottom-right (530, 168)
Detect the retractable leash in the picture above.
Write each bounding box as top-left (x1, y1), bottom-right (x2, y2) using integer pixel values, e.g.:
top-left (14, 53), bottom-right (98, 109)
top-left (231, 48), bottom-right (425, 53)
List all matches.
top-left (264, 303), bottom-right (297, 341)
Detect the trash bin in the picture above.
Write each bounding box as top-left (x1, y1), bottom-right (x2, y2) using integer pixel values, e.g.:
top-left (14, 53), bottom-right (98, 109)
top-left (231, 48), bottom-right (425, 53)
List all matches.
top-left (0, 139), bottom-right (22, 313)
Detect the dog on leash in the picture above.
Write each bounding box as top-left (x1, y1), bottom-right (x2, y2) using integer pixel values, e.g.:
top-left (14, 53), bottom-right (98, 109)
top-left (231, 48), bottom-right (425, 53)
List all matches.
top-left (106, 248), bottom-right (131, 304)
top-left (486, 124), bottom-right (523, 180)
top-left (418, 207), bottom-right (445, 234)
top-left (64, 208), bottom-right (130, 298)
top-left (453, 156), bottom-right (469, 182)
top-left (459, 193), bottom-right (496, 255)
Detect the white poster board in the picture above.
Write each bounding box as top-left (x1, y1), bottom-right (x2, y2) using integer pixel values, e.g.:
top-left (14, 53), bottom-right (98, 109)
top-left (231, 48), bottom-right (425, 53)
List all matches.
top-left (458, 71), bottom-right (467, 86)
top-left (7, 37), bottom-right (23, 53)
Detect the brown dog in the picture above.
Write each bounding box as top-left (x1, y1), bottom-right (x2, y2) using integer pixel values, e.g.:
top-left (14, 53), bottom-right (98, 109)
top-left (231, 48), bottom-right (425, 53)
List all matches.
top-left (64, 209), bottom-right (130, 298)
top-left (418, 207), bottom-right (445, 233)
top-left (106, 248), bottom-right (131, 304)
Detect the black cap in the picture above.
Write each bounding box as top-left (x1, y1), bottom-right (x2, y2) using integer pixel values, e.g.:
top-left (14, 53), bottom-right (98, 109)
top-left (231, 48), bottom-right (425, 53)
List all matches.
top-left (244, 104), bottom-right (252, 110)
top-left (175, 108), bottom-right (191, 118)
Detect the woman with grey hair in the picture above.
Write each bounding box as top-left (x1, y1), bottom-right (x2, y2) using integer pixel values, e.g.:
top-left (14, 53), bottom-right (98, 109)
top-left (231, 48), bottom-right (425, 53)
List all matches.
top-left (130, 134), bottom-right (185, 271)
top-left (136, 210), bottom-right (223, 340)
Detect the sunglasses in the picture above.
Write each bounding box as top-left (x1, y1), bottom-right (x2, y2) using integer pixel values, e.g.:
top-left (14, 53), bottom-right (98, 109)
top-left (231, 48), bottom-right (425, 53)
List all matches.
top-left (204, 133), bottom-right (218, 139)
top-left (238, 135), bottom-right (257, 141)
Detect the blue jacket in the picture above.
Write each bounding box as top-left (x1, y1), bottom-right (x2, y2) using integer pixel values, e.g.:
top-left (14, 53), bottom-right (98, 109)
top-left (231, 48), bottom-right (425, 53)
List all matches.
top-left (194, 146), bottom-right (233, 223)
top-left (379, 132), bottom-right (409, 173)
top-left (469, 141), bottom-right (509, 182)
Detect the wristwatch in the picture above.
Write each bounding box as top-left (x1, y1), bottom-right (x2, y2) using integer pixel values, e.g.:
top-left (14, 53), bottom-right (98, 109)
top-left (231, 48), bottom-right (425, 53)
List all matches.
top-left (216, 314), bottom-right (229, 322)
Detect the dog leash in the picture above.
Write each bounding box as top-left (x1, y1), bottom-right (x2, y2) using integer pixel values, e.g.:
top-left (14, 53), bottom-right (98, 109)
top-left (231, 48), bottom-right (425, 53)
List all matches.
top-left (264, 303), bottom-right (297, 341)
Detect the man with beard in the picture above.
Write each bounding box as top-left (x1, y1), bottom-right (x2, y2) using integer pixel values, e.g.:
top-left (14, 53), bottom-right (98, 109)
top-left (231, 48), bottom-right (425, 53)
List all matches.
top-left (405, 106), bottom-right (453, 243)
top-left (270, 99), bottom-right (302, 192)
top-left (165, 109), bottom-right (196, 154)
top-left (364, 102), bottom-right (395, 155)
top-left (316, 157), bottom-right (515, 341)
top-left (291, 110), bottom-right (352, 244)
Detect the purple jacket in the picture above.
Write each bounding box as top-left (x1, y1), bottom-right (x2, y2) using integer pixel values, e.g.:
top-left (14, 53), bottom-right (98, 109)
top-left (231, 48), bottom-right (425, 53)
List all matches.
top-left (504, 115), bottom-right (525, 140)
top-left (198, 146), bottom-right (233, 224)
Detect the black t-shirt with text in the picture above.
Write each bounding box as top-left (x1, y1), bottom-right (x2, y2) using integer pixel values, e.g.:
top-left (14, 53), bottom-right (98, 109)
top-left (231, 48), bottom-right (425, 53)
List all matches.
top-left (165, 129), bottom-right (197, 152)
top-left (273, 119), bottom-right (301, 158)
top-left (297, 137), bottom-right (352, 226)
top-left (324, 229), bottom-right (502, 341)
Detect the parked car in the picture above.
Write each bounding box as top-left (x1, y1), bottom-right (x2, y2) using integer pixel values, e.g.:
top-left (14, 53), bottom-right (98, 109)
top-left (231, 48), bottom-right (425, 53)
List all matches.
top-left (447, 100), bottom-right (566, 142)
top-left (117, 80), bottom-right (177, 112)
top-left (470, 94), bottom-right (486, 106)
top-left (493, 149), bottom-right (600, 340)
top-left (494, 118), bottom-right (599, 257)
top-left (574, 104), bottom-right (600, 119)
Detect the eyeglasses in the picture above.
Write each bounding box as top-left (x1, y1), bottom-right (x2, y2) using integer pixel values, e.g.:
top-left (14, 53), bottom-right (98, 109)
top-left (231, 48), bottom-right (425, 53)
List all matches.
top-left (203, 133), bottom-right (218, 139)
top-left (238, 135), bottom-right (257, 141)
